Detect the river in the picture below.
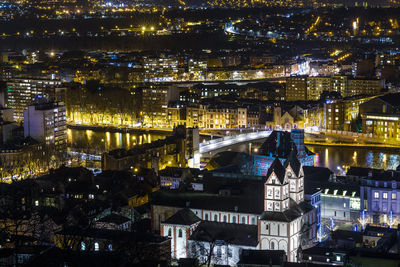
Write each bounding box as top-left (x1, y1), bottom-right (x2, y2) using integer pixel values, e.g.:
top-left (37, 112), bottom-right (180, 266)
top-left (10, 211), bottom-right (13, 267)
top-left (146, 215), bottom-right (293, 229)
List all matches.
top-left (68, 128), bottom-right (400, 172)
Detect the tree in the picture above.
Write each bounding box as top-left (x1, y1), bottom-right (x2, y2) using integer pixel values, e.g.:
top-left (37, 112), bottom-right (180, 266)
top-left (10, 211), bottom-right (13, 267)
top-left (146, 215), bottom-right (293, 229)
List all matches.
top-left (189, 224), bottom-right (232, 267)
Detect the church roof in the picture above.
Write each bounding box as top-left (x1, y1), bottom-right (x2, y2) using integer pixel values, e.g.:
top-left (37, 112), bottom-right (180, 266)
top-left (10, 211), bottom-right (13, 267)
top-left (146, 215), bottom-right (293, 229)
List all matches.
top-left (266, 157), bottom-right (285, 184)
top-left (284, 149), bottom-right (301, 177)
top-left (151, 190), bottom-right (264, 214)
top-left (260, 199), bottom-right (314, 222)
top-left (162, 208), bottom-right (201, 226)
top-left (189, 221), bottom-right (258, 247)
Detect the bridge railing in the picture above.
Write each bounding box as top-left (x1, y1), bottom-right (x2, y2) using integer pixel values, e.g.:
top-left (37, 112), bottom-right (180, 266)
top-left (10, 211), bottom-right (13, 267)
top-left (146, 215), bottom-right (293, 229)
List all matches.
top-left (199, 130), bottom-right (271, 152)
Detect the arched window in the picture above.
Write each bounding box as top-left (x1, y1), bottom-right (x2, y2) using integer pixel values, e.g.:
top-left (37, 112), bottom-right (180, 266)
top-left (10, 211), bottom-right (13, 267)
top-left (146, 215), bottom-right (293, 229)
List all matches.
top-left (271, 241), bottom-right (275, 250)
top-left (94, 242), bottom-right (99, 251)
top-left (80, 241), bottom-right (86, 251)
top-left (267, 189), bottom-right (272, 197)
top-left (178, 229), bottom-right (182, 238)
top-left (232, 216), bottom-right (236, 223)
top-left (168, 228), bottom-right (172, 237)
top-left (223, 215), bottom-right (227, 222)
top-left (205, 214), bottom-right (209, 220)
top-left (290, 182), bottom-right (295, 191)
top-left (242, 217), bottom-right (246, 224)
top-left (251, 217), bottom-right (256, 224)
top-left (214, 214), bottom-right (218, 221)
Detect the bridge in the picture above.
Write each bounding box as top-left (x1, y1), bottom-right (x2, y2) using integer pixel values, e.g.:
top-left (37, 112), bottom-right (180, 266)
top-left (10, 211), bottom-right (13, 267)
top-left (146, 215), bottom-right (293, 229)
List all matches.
top-left (199, 130), bottom-right (272, 154)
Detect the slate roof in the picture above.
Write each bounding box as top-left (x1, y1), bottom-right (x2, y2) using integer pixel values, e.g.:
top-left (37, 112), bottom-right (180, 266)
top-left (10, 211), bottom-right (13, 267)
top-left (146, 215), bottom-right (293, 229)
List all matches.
top-left (332, 230), bottom-right (363, 244)
top-left (56, 227), bottom-right (168, 243)
top-left (238, 249), bottom-right (286, 265)
top-left (162, 208), bottom-right (200, 226)
top-left (151, 190), bottom-right (264, 214)
top-left (378, 93), bottom-right (400, 108)
top-left (189, 221), bottom-right (258, 247)
top-left (266, 157), bottom-right (286, 184)
top-left (260, 199), bottom-right (314, 222)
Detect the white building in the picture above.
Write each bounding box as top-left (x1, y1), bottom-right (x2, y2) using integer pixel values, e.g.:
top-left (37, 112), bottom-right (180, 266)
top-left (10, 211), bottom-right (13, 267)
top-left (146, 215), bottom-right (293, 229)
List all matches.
top-left (154, 150), bottom-right (317, 264)
top-left (24, 102), bottom-right (67, 151)
top-left (258, 153), bottom-right (316, 262)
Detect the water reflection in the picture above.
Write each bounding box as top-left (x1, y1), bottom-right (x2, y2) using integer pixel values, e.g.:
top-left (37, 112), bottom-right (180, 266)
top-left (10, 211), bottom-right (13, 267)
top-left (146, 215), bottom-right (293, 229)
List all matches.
top-left (68, 128), bottom-right (168, 153)
top-left (308, 145), bottom-right (400, 171)
top-left (68, 128), bottom-right (400, 172)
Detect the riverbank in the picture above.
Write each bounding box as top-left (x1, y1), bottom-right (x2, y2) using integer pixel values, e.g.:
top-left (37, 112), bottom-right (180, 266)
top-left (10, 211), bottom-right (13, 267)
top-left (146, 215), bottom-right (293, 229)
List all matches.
top-left (305, 141), bottom-right (400, 151)
top-left (67, 124), bottom-right (173, 134)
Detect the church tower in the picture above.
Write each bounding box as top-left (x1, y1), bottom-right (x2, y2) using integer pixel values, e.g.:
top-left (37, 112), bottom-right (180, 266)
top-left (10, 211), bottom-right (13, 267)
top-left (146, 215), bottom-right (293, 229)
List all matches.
top-left (284, 149), bottom-right (304, 204)
top-left (264, 157), bottom-right (290, 212)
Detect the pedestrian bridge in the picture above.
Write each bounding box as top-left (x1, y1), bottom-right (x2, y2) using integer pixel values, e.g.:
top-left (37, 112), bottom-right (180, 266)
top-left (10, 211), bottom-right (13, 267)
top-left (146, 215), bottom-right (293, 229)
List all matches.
top-left (199, 130), bottom-right (272, 154)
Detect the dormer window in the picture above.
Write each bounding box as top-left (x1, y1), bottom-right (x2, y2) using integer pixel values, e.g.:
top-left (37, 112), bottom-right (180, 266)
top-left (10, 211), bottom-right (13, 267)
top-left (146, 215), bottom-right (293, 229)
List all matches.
top-left (272, 179), bottom-right (275, 184)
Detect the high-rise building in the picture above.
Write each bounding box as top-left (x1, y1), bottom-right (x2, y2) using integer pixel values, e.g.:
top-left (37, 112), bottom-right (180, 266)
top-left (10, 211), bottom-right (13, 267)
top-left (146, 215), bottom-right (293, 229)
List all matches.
top-left (307, 77), bottom-right (331, 100)
top-left (140, 83), bottom-right (178, 127)
top-left (323, 100), bottom-right (345, 131)
top-left (6, 78), bottom-right (62, 121)
top-left (347, 78), bottom-right (383, 96)
top-left (331, 76), bottom-right (348, 97)
top-left (286, 77), bottom-right (307, 101)
top-left (24, 102), bottom-right (67, 151)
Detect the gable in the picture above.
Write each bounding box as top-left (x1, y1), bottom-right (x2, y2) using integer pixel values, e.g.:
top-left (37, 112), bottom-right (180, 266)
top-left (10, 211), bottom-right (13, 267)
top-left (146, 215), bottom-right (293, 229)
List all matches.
top-left (265, 172), bottom-right (282, 186)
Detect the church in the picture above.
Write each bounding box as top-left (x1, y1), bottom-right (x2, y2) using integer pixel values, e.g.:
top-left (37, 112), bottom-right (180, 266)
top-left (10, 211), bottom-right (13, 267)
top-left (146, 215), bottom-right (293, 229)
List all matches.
top-left (150, 131), bottom-right (318, 265)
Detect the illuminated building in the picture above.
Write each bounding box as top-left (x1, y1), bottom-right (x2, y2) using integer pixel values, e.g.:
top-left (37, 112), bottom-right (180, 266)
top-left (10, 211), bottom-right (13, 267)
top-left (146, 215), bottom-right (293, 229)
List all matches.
top-left (323, 99), bottom-right (345, 131)
top-left (0, 137), bottom-right (44, 180)
top-left (347, 78), bottom-right (383, 96)
top-left (153, 148), bottom-right (317, 264)
top-left (307, 77), bottom-right (331, 101)
top-left (23, 102), bottom-right (67, 152)
top-left (360, 93), bottom-right (400, 140)
top-left (273, 106), bottom-right (304, 130)
top-left (102, 126), bottom-right (198, 171)
top-left (140, 83), bottom-right (179, 127)
top-left (6, 78), bottom-right (62, 121)
top-left (286, 77), bottom-right (307, 101)
top-left (331, 76), bottom-right (348, 97)
top-left (359, 168), bottom-right (400, 226)
top-left (199, 103), bottom-right (247, 129)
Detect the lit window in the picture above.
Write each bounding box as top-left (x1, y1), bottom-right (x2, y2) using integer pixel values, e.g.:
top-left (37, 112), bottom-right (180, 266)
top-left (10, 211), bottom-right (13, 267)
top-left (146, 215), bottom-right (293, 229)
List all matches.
top-left (81, 242), bottom-right (86, 251)
top-left (383, 193), bottom-right (388, 199)
top-left (374, 192), bottom-right (379, 199)
top-left (392, 193), bottom-right (397, 200)
top-left (94, 242), bottom-right (99, 251)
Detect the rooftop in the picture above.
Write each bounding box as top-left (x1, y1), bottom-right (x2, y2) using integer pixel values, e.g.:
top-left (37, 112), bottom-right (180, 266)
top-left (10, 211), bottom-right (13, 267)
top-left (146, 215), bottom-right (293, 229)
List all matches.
top-left (162, 208), bottom-right (201, 226)
top-left (189, 221), bottom-right (258, 247)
